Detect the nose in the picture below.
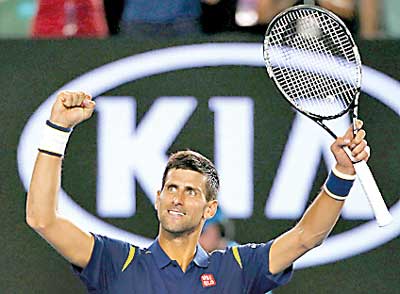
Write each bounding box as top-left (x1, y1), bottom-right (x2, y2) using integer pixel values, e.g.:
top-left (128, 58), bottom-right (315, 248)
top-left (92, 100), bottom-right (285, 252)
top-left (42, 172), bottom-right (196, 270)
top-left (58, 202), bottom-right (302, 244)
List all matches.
top-left (172, 190), bottom-right (184, 206)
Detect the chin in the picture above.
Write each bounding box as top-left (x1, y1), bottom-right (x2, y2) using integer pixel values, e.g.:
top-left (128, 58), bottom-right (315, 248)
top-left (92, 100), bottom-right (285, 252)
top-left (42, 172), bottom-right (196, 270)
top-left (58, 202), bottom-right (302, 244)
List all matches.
top-left (162, 224), bottom-right (197, 236)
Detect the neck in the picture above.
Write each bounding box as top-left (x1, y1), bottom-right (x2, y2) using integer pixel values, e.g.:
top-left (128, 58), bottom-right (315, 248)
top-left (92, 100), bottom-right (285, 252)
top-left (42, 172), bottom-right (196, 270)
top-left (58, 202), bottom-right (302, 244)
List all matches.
top-left (158, 228), bottom-right (201, 272)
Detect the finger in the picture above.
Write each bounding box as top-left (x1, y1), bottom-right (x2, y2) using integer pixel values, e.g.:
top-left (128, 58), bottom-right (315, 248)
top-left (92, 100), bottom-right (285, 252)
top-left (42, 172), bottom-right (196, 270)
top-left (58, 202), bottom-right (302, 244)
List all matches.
top-left (330, 136), bottom-right (351, 155)
top-left (72, 92), bottom-right (81, 106)
top-left (57, 92), bottom-right (66, 103)
top-left (354, 146), bottom-right (370, 162)
top-left (82, 100), bottom-right (96, 119)
top-left (62, 92), bottom-right (74, 107)
top-left (58, 90), bottom-right (73, 102)
top-left (365, 145), bottom-right (371, 160)
top-left (350, 129), bottom-right (366, 149)
top-left (351, 139), bottom-right (367, 156)
top-left (76, 91), bottom-right (87, 106)
top-left (354, 119), bottom-right (363, 132)
top-left (335, 137), bottom-right (351, 148)
top-left (67, 91), bottom-right (85, 106)
top-left (80, 93), bottom-right (92, 107)
top-left (343, 119), bottom-right (363, 141)
top-left (82, 99), bottom-right (96, 109)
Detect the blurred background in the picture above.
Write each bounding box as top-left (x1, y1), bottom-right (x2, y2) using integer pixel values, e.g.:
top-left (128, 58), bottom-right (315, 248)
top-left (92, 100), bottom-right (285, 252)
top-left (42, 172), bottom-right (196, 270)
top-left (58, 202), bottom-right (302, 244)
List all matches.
top-left (1, 0), bottom-right (400, 39)
top-left (0, 0), bottom-right (399, 293)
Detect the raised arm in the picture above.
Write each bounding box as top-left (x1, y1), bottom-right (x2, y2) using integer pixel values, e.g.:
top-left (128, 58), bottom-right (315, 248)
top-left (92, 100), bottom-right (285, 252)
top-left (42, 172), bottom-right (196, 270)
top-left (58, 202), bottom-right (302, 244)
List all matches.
top-left (269, 120), bottom-right (369, 274)
top-left (26, 91), bottom-right (96, 268)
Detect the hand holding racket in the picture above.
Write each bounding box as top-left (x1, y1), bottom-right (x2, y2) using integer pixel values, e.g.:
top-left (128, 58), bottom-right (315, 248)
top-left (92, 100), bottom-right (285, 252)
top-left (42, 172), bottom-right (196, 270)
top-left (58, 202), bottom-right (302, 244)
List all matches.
top-left (263, 5), bottom-right (393, 227)
top-left (331, 119), bottom-right (368, 174)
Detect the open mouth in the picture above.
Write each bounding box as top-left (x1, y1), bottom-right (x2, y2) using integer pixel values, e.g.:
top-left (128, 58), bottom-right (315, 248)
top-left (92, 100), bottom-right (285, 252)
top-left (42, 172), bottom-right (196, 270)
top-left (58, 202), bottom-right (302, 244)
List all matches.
top-left (168, 210), bottom-right (185, 216)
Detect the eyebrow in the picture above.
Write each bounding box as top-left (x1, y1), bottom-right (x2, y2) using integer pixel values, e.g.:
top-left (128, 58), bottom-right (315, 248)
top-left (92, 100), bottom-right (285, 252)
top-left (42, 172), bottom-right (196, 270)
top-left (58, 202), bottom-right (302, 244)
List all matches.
top-left (172, 184), bottom-right (201, 193)
top-left (185, 185), bottom-right (201, 192)
top-left (166, 183), bottom-right (202, 193)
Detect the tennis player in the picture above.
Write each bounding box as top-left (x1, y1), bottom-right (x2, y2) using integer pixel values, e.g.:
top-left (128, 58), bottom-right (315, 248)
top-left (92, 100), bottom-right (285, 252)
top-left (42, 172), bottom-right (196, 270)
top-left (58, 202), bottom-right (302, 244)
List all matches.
top-left (26, 91), bottom-right (370, 293)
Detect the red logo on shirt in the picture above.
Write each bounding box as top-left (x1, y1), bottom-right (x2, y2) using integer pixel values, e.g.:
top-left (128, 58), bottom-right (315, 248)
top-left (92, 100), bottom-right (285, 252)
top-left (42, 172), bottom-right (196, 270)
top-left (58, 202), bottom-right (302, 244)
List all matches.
top-left (200, 273), bottom-right (216, 288)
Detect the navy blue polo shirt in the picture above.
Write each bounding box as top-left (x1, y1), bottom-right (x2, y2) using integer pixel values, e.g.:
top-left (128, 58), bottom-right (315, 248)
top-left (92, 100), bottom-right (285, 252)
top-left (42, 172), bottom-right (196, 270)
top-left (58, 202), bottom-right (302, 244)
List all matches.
top-left (73, 234), bottom-right (293, 293)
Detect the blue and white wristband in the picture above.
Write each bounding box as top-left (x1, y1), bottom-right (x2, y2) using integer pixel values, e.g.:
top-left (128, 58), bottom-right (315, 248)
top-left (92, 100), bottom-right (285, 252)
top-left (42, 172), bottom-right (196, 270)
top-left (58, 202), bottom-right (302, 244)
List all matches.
top-left (38, 120), bottom-right (72, 157)
top-left (323, 167), bottom-right (356, 201)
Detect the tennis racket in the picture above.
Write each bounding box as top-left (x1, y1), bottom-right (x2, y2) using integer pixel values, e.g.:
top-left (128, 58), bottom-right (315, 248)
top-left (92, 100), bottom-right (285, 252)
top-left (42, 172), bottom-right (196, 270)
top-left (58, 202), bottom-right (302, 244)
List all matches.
top-left (263, 5), bottom-right (393, 227)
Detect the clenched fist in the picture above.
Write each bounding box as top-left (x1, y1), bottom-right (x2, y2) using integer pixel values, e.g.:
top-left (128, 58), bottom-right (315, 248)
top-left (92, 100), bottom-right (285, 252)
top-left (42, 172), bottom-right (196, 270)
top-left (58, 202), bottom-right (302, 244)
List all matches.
top-left (50, 91), bottom-right (96, 128)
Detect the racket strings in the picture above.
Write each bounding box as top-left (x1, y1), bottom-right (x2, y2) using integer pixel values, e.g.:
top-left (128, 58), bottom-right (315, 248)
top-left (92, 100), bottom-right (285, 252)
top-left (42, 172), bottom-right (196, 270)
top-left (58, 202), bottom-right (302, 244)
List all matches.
top-left (265, 8), bottom-right (361, 118)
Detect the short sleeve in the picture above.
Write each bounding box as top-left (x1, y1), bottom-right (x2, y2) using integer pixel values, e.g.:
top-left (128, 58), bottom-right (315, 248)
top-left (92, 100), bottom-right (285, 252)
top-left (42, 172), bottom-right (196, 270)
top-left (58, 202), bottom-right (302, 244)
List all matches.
top-left (235, 241), bottom-right (293, 293)
top-left (72, 233), bottom-right (133, 293)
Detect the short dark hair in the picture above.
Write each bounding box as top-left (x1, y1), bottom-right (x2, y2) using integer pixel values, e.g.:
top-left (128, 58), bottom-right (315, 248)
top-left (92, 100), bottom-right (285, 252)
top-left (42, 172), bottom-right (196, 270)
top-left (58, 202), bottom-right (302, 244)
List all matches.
top-left (161, 150), bottom-right (219, 201)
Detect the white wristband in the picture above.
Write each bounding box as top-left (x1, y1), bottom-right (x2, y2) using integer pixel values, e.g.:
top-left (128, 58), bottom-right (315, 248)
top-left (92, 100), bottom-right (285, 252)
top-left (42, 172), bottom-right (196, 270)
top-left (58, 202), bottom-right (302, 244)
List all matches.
top-left (331, 166), bottom-right (356, 181)
top-left (38, 120), bottom-right (72, 157)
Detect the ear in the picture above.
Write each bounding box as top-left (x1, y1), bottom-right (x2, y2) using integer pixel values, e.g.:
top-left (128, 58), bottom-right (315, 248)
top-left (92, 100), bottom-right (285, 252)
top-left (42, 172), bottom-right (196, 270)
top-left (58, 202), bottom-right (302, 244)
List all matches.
top-left (204, 200), bottom-right (218, 220)
top-left (155, 190), bottom-right (161, 211)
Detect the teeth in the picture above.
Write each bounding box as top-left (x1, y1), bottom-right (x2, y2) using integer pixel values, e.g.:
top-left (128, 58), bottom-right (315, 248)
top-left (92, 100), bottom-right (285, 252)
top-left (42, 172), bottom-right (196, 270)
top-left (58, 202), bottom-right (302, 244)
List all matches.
top-left (169, 210), bottom-right (184, 216)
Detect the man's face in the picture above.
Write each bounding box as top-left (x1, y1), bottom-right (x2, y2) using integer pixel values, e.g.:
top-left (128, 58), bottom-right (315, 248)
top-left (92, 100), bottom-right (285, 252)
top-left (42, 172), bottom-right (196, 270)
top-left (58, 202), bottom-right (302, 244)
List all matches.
top-left (155, 168), bottom-right (217, 236)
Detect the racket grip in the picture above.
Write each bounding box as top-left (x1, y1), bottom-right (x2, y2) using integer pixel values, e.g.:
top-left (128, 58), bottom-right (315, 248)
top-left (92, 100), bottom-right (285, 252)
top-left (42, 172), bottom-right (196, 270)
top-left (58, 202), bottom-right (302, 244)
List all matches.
top-left (343, 147), bottom-right (393, 227)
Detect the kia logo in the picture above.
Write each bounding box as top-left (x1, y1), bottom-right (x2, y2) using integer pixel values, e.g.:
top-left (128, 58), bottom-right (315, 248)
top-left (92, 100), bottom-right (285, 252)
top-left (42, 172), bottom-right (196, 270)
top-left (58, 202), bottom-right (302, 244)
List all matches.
top-left (18, 43), bottom-right (399, 269)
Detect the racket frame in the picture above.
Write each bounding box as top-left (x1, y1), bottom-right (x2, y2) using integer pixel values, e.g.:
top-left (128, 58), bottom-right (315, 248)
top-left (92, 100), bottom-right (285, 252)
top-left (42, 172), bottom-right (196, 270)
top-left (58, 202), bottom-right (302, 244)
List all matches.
top-left (263, 4), bottom-right (393, 227)
top-left (264, 4), bottom-right (362, 139)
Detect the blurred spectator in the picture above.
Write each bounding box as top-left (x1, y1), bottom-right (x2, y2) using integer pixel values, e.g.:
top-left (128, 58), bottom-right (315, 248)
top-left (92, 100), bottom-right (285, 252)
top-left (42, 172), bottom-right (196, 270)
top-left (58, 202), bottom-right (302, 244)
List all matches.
top-left (250, 0), bottom-right (295, 27)
top-left (383, 0), bottom-right (400, 38)
top-left (314, 0), bottom-right (358, 35)
top-left (196, 0), bottom-right (392, 40)
top-left (358, 0), bottom-right (381, 39)
top-left (103, 0), bottom-right (124, 35)
top-left (0, 0), bottom-right (36, 38)
top-left (255, 0), bottom-right (357, 35)
top-left (199, 207), bottom-right (236, 252)
top-left (120, 0), bottom-right (203, 38)
top-left (0, 0), bottom-right (396, 39)
top-left (201, 0), bottom-right (357, 35)
top-left (238, 0), bottom-right (300, 34)
top-left (201, 0), bottom-right (238, 34)
top-left (31, 0), bottom-right (108, 38)
top-left (100, 0), bottom-right (392, 39)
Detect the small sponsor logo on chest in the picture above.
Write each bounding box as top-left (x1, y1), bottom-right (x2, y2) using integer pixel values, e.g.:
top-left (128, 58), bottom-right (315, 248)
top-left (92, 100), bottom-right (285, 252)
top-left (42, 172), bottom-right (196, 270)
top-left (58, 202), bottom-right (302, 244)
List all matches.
top-left (200, 273), bottom-right (216, 288)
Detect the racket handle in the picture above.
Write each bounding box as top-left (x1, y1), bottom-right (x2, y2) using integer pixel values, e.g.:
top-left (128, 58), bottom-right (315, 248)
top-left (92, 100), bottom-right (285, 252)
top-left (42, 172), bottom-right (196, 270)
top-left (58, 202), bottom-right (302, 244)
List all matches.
top-left (343, 147), bottom-right (393, 227)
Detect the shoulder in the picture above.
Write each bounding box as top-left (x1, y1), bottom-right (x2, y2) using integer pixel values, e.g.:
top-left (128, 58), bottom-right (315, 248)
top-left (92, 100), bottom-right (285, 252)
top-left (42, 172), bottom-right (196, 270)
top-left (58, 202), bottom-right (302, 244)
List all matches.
top-left (85, 234), bottom-right (153, 273)
top-left (236, 241), bottom-right (274, 256)
top-left (90, 234), bottom-right (147, 263)
top-left (93, 234), bottom-right (135, 251)
top-left (224, 241), bottom-right (275, 269)
top-left (228, 242), bottom-right (293, 291)
top-left (207, 246), bottom-right (245, 270)
top-left (73, 235), bottom-right (151, 291)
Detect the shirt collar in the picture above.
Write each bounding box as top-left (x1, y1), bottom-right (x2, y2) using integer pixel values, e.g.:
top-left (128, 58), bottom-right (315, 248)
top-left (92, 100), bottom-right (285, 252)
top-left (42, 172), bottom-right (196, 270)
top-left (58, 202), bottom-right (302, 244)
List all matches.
top-left (149, 239), bottom-right (210, 269)
top-left (193, 244), bottom-right (209, 268)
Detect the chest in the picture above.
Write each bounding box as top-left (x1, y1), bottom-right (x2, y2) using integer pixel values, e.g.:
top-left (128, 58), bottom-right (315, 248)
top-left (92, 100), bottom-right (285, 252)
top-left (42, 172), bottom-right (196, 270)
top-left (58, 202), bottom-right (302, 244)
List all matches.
top-left (109, 258), bottom-right (244, 294)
